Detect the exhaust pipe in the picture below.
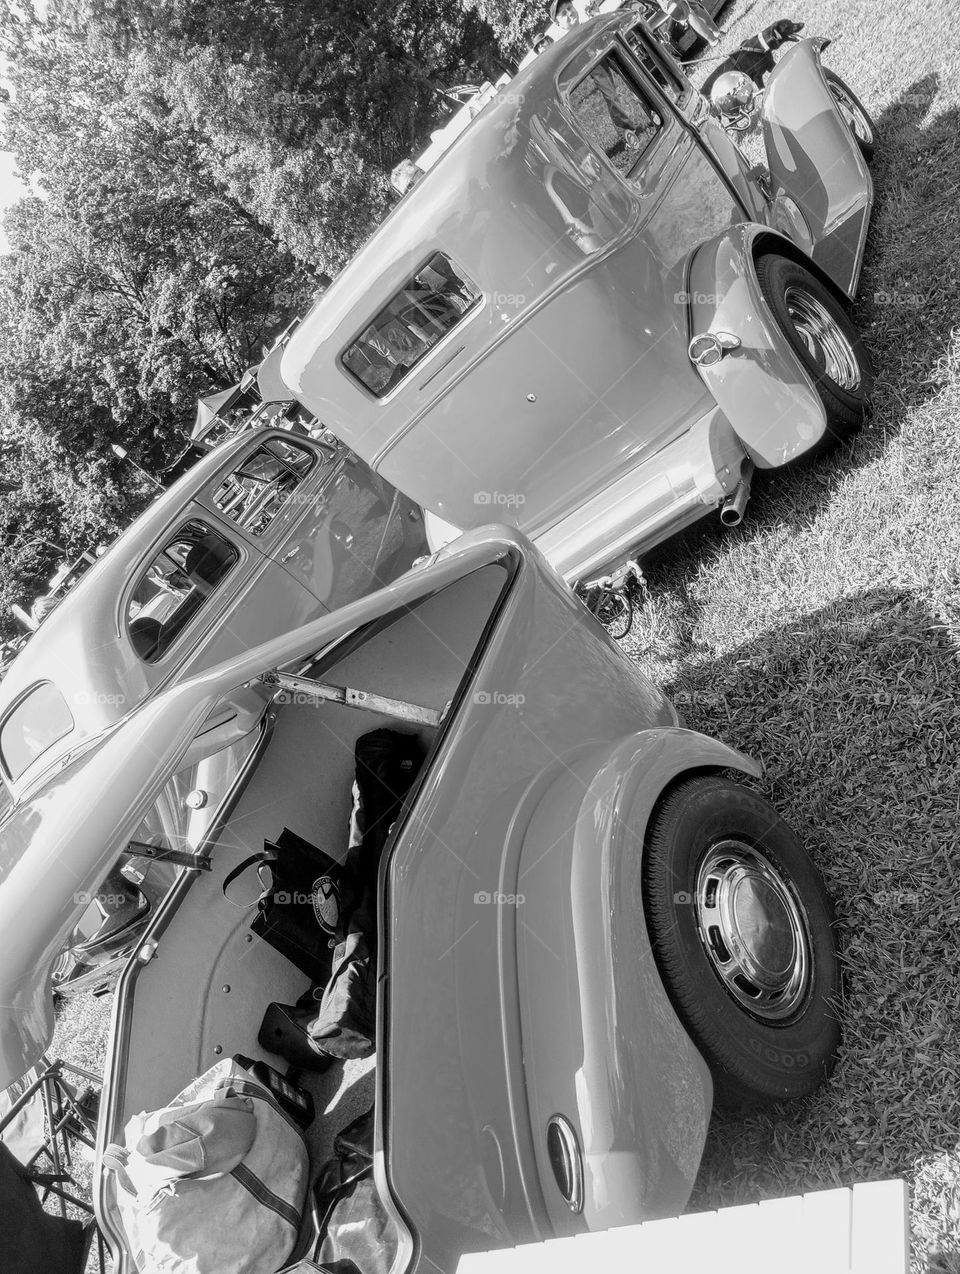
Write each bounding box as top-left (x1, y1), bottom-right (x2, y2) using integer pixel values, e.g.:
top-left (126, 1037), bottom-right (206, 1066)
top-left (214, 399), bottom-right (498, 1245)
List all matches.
top-left (719, 462), bottom-right (754, 527)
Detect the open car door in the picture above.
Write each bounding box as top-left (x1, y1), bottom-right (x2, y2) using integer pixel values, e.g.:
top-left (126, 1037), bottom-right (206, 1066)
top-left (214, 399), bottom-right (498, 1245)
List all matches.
top-left (761, 39), bottom-right (873, 297)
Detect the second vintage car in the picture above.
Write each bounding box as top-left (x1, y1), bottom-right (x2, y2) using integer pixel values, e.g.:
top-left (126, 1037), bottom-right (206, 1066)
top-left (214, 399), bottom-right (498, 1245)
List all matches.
top-left (0, 525), bottom-right (841, 1274)
top-left (0, 426), bottom-right (429, 986)
top-left (281, 12), bottom-right (876, 588)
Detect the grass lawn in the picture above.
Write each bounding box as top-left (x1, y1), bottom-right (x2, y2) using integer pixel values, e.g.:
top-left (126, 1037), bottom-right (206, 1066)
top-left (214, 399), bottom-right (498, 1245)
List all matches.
top-left (48, 0), bottom-right (960, 1270)
top-left (621, 1), bottom-right (960, 1269)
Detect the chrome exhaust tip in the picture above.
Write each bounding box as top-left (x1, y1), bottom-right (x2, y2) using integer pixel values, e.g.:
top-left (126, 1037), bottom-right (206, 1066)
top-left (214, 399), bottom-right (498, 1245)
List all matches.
top-left (719, 462), bottom-right (754, 527)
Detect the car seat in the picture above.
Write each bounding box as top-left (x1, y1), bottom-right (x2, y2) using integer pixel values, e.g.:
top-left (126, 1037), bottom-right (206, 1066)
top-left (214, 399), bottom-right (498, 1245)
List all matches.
top-left (129, 617), bottom-right (163, 660)
top-left (184, 535), bottom-right (236, 592)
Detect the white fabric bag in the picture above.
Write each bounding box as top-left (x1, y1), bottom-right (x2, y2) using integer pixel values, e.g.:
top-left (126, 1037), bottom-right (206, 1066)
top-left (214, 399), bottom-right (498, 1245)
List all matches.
top-left (103, 1058), bottom-right (309, 1274)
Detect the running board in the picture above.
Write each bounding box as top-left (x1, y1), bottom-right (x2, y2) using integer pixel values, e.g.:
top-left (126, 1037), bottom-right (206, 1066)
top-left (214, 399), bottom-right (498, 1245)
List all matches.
top-left (267, 671), bottom-right (444, 728)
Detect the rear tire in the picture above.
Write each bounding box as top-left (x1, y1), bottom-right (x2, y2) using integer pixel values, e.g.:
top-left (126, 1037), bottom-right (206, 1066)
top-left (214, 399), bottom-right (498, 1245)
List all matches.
top-left (824, 70), bottom-right (876, 160)
top-left (642, 775), bottom-right (841, 1109)
top-left (756, 252), bottom-right (874, 457)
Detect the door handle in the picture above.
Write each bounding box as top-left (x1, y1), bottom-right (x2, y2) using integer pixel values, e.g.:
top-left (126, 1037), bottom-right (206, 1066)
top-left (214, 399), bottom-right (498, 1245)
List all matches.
top-left (281, 547), bottom-right (301, 562)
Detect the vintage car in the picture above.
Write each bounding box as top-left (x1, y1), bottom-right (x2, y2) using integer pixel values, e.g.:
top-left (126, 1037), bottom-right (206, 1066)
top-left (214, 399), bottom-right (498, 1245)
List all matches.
top-left (0, 525), bottom-right (840, 1273)
top-left (0, 426), bottom-right (426, 805)
top-left (0, 426), bottom-right (427, 988)
top-left (280, 13), bottom-right (876, 587)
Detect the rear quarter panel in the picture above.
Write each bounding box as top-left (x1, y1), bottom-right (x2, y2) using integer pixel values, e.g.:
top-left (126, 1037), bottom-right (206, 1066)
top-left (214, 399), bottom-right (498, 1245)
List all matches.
top-left (381, 555), bottom-right (711, 1270)
top-left (517, 730), bottom-right (760, 1235)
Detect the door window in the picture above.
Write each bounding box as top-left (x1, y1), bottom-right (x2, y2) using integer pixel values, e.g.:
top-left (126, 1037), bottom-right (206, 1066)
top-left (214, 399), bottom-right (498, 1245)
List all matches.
top-left (126, 521), bottom-right (239, 663)
top-left (569, 53), bottom-right (663, 175)
top-left (0, 682), bottom-right (75, 781)
top-left (211, 438), bottom-right (317, 537)
top-left (342, 253), bottom-right (480, 398)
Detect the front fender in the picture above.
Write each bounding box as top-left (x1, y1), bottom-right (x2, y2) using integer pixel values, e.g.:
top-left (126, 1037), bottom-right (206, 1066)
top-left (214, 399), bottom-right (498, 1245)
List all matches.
top-left (686, 224), bottom-right (828, 468)
top-left (762, 40), bottom-right (873, 296)
top-left (515, 728), bottom-right (760, 1234)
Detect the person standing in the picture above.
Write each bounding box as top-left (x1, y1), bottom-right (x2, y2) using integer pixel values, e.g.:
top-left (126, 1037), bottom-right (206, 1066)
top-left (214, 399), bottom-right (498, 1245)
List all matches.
top-left (654, 0), bottom-right (721, 48)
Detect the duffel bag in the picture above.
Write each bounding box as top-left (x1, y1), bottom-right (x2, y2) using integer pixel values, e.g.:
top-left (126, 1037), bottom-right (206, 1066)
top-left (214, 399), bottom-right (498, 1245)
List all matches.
top-left (103, 1058), bottom-right (309, 1274)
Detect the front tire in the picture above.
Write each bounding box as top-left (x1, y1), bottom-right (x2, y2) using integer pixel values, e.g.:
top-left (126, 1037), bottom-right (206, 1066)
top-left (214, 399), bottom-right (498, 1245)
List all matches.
top-left (642, 775), bottom-right (841, 1109)
top-left (756, 252), bottom-right (874, 456)
top-left (824, 70), bottom-right (876, 160)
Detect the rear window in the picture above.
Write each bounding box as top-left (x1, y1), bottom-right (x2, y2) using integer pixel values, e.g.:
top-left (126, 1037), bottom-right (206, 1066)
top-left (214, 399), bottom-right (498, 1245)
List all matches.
top-left (126, 520), bottom-right (240, 663)
top-left (0, 682), bottom-right (75, 781)
top-left (569, 52), bottom-right (663, 174)
top-left (342, 253), bottom-right (480, 397)
top-left (211, 438), bottom-right (317, 536)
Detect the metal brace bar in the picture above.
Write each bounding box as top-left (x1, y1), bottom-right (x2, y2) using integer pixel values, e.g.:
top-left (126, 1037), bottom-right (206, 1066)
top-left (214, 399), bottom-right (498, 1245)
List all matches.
top-left (270, 672), bottom-right (442, 728)
top-left (125, 841), bottom-right (213, 871)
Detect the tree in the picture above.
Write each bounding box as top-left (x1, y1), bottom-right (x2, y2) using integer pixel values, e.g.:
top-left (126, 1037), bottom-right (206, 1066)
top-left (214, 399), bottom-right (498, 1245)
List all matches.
top-left (0, 0), bottom-right (318, 633)
top-left (69, 0), bottom-right (506, 270)
top-left (0, 0), bottom-right (511, 635)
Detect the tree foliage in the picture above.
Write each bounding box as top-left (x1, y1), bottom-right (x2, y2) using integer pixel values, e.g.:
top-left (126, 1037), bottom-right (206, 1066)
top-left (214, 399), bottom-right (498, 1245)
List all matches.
top-left (0, 0), bottom-right (510, 637)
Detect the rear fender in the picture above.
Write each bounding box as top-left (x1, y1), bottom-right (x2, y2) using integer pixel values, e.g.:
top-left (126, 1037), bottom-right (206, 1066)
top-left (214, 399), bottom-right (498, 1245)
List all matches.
top-left (685, 225), bottom-right (828, 468)
top-left (516, 728), bottom-right (760, 1232)
top-left (761, 40), bottom-right (873, 297)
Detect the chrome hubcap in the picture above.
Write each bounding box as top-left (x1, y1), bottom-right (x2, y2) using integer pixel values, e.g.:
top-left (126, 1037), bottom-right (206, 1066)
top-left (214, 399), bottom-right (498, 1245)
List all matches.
top-left (829, 83), bottom-right (872, 143)
top-left (784, 286), bottom-right (861, 391)
top-left (693, 840), bottom-right (812, 1022)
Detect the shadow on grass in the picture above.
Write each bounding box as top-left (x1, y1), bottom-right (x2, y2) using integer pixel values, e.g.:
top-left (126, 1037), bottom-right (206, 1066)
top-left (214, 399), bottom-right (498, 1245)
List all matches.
top-left (673, 586), bottom-right (960, 1265)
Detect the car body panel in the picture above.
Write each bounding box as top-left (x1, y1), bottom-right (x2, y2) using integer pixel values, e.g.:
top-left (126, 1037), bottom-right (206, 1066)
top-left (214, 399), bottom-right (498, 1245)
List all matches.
top-left (531, 400), bottom-right (747, 580)
top-left (761, 40), bottom-right (873, 297)
top-left (378, 548), bottom-right (687, 1267)
top-left (517, 731), bottom-right (759, 1236)
top-left (280, 15), bottom-right (873, 583)
top-left (686, 225), bottom-right (830, 467)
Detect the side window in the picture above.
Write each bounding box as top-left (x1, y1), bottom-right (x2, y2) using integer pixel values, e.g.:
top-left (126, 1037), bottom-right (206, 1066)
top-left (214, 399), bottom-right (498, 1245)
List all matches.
top-left (569, 53), bottom-right (663, 175)
top-left (623, 25), bottom-right (688, 103)
top-left (342, 253), bottom-right (480, 398)
top-left (126, 520), bottom-right (239, 663)
top-left (0, 682), bottom-right (75, 781)
top-left (211, 438), bottom-right (317, 537)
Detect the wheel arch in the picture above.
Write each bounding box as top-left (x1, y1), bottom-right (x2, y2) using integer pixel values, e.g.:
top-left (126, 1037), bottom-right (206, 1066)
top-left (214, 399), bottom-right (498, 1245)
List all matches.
top-left (685, 224), bottom-right (831, 468)
top-left (750, 228), bottom-right (852, 309)
top-left (513, 730), bottom-right (762, 1230)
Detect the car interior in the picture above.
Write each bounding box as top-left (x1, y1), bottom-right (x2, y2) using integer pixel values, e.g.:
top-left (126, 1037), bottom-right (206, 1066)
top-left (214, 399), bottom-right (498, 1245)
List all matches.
top-left (101, 559), bottom-right (511, 1267)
